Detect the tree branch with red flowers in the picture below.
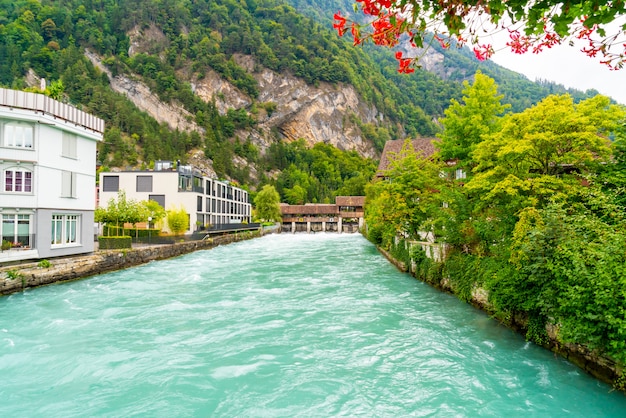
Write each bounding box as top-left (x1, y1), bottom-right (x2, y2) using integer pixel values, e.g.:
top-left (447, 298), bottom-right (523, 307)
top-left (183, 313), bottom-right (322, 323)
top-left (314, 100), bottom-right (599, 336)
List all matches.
top-left (333, 0), bottom-right (626, 73)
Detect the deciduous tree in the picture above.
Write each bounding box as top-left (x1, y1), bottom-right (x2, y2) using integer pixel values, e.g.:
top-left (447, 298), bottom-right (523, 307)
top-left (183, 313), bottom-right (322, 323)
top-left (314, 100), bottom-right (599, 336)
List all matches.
top-left (254, 184), bottom-right (282, 222)
top-left (95, 190), bottom-right (147, 235)
top-left (437, 72), bottom-right (509, 172)
top-left (365, 139), bottom-right (443, 247)
top-left (166, 206), bottom-right (189, 235)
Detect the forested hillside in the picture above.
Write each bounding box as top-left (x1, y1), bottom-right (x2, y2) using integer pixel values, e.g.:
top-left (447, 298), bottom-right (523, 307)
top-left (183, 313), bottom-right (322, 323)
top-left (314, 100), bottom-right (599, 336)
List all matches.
top-left (0, 0), bottom-right (599, 203)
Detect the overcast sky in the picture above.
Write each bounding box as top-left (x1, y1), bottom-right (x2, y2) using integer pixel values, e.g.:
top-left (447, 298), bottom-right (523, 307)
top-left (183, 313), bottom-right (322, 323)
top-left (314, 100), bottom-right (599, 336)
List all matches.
top-left (482, 18), bottom-right (626, 105)
top-left (490, 45), bottom-right (626, 105)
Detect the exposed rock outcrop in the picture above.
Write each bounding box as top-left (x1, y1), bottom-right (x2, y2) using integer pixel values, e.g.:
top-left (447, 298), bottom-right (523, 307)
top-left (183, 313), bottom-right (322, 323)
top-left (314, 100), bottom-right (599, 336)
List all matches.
top-left (254, 65), bottom-right (378, 158)
top-left (85, 49), bottom-right (201, 134)
top-left (87, 24), bottom-right (382, 164)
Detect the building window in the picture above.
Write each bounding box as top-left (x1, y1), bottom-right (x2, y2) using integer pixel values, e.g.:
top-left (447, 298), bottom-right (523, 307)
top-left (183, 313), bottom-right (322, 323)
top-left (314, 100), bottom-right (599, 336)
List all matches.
top-left (179, 175), bottom-right (192, 191)
top-left (193, 176), bottom-right (203, 193)
top-left (1, 214), bottom-right (31, 247)
top-left (51, 214), bottom-right (79, 245)
top-left (61, 171), bottom-right (77, 198)
top-left (149, 194), bottom-right (165, 208)
top-left (62, 131), bottom-right (77, 159)
top-left (136, 175), bottom-right (153, 192)
top-left (4, 169), bottom-right (32, 193)
top-left (3, 122), bottom-right (33, 149)
top-left (102, 175), bottom-right (119, 192)
top-left (197, 196), bottom-right (203, 212)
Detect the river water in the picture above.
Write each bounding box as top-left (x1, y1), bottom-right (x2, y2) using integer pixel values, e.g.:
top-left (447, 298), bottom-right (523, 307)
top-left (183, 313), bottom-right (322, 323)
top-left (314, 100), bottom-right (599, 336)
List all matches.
top-left (1, 233), bottom-right (625, 417)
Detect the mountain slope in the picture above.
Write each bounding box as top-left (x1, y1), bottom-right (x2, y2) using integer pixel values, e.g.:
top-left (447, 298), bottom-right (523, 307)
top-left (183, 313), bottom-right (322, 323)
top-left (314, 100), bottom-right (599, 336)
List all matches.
top-left (0, 0), bottom-right (601, 201)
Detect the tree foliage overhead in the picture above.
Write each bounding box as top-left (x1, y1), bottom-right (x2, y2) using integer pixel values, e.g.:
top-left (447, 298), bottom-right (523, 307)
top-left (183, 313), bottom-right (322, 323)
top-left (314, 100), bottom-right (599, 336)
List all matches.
top-left (340, 0), bottom-right (626, 70)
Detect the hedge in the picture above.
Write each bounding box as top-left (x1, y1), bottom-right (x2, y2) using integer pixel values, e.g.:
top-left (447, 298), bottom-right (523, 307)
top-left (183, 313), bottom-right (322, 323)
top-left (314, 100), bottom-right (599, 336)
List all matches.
top-left (104, 226), bottom-right (161, 238)
top-left (98, 236), bottom-right (132, 249)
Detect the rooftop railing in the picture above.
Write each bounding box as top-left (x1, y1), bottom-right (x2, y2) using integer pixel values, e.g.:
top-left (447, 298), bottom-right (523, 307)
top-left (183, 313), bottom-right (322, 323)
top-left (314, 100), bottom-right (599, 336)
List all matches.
top-left (0, 88), bottom-right (105, 134)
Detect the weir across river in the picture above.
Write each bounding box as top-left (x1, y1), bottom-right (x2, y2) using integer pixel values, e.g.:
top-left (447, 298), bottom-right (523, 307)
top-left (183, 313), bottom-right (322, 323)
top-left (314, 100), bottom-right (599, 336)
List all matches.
top-left (280, 196), bottom-right (365, 233)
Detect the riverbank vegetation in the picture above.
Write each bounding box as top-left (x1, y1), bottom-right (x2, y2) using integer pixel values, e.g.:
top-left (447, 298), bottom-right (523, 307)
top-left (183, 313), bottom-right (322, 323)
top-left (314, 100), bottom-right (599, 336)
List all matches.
top-left (365, 72), bottom-right (626, 383)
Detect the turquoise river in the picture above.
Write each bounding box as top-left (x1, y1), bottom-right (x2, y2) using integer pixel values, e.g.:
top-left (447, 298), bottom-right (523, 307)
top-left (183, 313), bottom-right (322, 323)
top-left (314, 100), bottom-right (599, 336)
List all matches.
top-left (1, 233), bottom-right (625, 417)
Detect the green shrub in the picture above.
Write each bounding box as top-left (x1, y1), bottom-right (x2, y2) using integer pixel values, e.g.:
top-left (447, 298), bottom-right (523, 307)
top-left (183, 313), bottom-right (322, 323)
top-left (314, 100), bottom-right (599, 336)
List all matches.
top-left (167, 207), bottom-right (189, 235)
top-left (389, 238), bottom-right (411, 267)
top-left (366, 224), bottom-right (383, 245)
top-left (1, 240), bottom-right (11, 251)
top-left (98, 236), bottom-right (132, 250)
top-left (37, 259), bottom-right (52, 268)
top-left (6, 269), bottom-right (22, 280)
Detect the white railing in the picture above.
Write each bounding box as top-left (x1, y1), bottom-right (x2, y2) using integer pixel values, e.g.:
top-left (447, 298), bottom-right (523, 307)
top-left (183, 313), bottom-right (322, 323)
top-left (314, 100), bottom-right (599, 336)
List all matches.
top-left (0, 88), bottom-right (105, 134)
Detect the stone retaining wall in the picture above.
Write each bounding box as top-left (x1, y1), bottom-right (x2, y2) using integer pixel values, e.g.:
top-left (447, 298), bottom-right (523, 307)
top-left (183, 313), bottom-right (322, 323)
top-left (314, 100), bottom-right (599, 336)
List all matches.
top-left (0, 231), bottom-right (261, 296)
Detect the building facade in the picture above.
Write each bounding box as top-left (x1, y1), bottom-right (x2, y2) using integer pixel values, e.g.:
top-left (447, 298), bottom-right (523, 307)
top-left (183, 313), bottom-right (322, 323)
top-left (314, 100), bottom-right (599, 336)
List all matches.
top-left (0, 88), bottom-right (104, 263)
top-left (99, 162), bottom-right (251, 233)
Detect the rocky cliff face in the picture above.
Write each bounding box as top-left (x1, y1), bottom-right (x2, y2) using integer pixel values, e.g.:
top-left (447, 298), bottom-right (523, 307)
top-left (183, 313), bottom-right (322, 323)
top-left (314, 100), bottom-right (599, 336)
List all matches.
top-left (88, 25), bottom-right (381, 166)
top-left (85, 49), bottom-right (201, 134)
top-left (188, 56), bottom-right (380, 159)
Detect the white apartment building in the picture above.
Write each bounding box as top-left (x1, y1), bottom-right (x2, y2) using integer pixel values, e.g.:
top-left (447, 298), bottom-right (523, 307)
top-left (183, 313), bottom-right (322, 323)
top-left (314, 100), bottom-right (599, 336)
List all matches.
top-left (99, 161), bottom-right (251, 233)
top-left (0, 88), bottom-right (104, 263)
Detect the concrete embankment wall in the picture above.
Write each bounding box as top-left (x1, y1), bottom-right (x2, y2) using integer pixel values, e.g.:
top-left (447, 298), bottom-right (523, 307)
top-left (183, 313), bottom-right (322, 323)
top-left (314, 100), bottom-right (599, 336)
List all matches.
top-left (376, 245), bottom-right (625, 394)
top-left (0, 231), bottom-right (261, 296)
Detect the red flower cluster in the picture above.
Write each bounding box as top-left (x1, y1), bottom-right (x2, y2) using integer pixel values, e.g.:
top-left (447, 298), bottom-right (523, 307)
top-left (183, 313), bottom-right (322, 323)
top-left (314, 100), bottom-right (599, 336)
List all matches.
top-left (371, 13), bottom-right (404, 47)
top-left (507, 30), bottom-right (531, 54)
top-left (334, 3), bottom-right (409, 70)
top-left (574, 18), bottom-right (622, 69)
top-left (357, 0), bottom-right (392, 16)
top-left (333, 12), bottom-right (347, 37)
top-left (395, 51), bottom-right (415, 73)
top-left (533, 31), bottom-right (561, 53)
top-left (472, 44), bottom-right (494, 61)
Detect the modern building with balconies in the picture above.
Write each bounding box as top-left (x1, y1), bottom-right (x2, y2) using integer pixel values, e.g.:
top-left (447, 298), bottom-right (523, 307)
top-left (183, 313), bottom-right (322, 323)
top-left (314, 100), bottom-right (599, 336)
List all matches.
top-left (98, 162), bottom-right (252, 233)
top-left (0, 88), bottom-right (104, 263)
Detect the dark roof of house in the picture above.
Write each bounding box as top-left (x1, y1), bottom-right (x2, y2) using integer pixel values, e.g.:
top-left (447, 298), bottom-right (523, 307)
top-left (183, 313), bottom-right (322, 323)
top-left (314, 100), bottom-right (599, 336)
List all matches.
top-left (336, 196), bottom-right (365, 207)
top-left (280, 196), bottom-right (365, 215)
top-left (280, 204), bottom-right (337, 215)
top-left (376, 138), bottom-right (438, 177)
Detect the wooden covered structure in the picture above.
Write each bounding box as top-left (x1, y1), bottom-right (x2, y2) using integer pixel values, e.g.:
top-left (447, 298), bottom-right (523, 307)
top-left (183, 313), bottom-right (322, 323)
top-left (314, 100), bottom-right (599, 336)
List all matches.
top-left (280, 196), bottom-right (365, 233)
